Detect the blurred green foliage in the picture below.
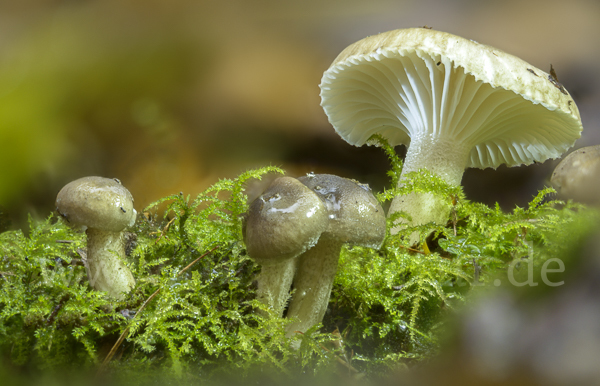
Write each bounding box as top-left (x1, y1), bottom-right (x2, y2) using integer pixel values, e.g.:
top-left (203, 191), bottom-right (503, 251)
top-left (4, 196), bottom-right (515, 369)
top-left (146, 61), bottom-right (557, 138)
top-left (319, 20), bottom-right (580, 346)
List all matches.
top-left (0, 9), bottom-right (201, 208)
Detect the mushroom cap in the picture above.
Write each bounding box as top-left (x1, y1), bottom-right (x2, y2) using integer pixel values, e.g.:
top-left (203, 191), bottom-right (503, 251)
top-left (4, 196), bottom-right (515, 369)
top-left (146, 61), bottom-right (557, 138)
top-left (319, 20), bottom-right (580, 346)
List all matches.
top-left (551, 145), bottom-right (600, 205)
top-left (244, 177), bottom-right (328, 263)
top-left (298, 173), bottom-right (386, 249)
top-left (320, 28), bottom-right (583, 169)
top-left (56, 176), bottom-right (136, 232)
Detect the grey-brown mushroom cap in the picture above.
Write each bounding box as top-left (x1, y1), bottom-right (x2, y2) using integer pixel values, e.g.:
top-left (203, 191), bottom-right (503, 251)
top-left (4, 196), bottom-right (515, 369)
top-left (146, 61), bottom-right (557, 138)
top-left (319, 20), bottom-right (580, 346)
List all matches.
top-left (56, 176), bottom-right (136, 232)
top-left (244, 177), bottom-right (328, 263)
top-left (298, 174), bottom-right (386, 249)
top-left (551, 145), bottom-right (600, 205)
top-left (320, 28), bottom-right (583, 169)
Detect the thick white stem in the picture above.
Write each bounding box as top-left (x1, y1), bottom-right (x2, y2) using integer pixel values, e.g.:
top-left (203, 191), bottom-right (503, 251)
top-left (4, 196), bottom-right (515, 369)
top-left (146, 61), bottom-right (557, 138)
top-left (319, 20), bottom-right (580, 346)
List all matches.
top-left (389, 134), bottom-right (470, 240)
top-left (285, 235), bottom-right (342, 337)
top-left (255, 258), bottom-right (297, 317)
top-left (86, 228), bottom-right (135, 300)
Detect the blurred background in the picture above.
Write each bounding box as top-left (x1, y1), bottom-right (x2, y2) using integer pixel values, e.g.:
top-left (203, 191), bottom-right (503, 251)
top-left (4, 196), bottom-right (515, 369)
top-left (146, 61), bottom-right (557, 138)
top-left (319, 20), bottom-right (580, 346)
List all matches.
top-left (1, 0), bottom-right (599, 228)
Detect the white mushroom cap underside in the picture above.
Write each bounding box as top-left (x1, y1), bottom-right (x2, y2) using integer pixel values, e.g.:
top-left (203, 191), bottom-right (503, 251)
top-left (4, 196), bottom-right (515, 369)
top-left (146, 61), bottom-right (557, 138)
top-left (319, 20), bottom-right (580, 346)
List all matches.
top-left (320, 28), bottom-right (583, 169)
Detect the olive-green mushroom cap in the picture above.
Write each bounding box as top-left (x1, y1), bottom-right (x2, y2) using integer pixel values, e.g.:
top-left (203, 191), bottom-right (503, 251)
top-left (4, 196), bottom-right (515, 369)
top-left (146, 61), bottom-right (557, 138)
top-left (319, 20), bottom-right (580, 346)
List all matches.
top-left (551, 145), bottom-right (600, 205)
top-left (298, 173), bottom-right (386, 249)
top-left (244, 177), bottom-right (328, 262)
top-left (56, 176), bottom-right (136, 232)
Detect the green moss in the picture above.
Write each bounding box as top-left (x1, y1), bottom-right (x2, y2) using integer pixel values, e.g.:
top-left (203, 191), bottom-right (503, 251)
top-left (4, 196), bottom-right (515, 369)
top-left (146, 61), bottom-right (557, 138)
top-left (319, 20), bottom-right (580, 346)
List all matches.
top-left (1, 156), bottom-right (598, 384)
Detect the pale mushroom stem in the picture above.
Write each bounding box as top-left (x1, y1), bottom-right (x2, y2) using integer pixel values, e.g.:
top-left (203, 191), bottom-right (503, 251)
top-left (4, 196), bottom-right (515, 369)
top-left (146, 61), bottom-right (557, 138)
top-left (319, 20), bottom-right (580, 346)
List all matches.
top-left (285, 235), bottom-right (343, 337)
top-left (86, 228), bottom-right (135, 300)
top-left (255, 259), bottom-right (297, 317)
top-left (388, 134), bottom-right (471, 240)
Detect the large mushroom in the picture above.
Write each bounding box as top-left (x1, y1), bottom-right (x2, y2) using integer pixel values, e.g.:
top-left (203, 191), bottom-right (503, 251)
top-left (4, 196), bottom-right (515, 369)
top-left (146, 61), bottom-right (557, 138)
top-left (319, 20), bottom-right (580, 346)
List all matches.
top-left (285, 174), bottom-right (386, 337)
top-left (319, 28), bottom-right (583, 240)
top-left (56, 176), bottom-right (137, 299)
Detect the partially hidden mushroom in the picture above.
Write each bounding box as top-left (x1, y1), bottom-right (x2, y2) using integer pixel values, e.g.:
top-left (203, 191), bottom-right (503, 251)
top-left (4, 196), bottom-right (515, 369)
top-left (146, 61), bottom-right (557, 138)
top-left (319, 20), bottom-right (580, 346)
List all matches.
top-left (56, 176), bottom-right (136, 300)
top-left (551, 145), bottom-right (600, 205)
top-left (243, 177), bottom-right (327, 317)
top-left (285, 174), bottom-right (386, 337)
top-left (319, 28), bottom-right (583, 242)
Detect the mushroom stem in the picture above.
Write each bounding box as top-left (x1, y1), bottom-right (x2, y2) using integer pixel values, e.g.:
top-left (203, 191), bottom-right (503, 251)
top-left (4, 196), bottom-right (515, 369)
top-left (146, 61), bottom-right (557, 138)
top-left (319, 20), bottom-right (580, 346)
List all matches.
top-left (255, 258), bottom-right (298, 317)
top-left (86, 228), bottom-right (135, 300)
top-left (389, 134), bottom-right (470, 238)
top-left (285, 235), bottom-right (343, 337)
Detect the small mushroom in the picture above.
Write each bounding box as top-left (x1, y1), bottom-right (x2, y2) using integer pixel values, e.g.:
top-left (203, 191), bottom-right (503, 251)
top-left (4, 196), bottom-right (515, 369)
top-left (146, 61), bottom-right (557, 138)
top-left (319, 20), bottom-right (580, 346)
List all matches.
top-left (551, 145), bottom-right (600, 205)
top-left (285, 174), bottom-right (386, 337)
top-left (243, 177), bottom-right (327, 316)
top-left (320, 28), bottom-right (583, 242)
top-left (56, 176), bottom-right (136, 299)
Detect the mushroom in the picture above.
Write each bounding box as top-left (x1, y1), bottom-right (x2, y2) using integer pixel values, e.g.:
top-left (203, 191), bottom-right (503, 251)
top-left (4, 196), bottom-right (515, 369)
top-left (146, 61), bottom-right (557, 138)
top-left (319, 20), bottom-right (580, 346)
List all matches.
top-left (551, 145), bottom-right (600, 205)
top-left (243, 176), bottom-right (327, 317)
top-left (319, 28), bottom-right (583, 241)
top-left (56, 176), bottom-right (136, 299)
top-left (285, 174), bottom-right (386, 337)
